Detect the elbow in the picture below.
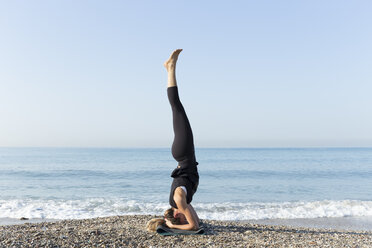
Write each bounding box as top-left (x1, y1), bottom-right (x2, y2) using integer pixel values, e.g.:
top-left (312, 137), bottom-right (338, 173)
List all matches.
top-left (190, 223), bottom-right (199, 231)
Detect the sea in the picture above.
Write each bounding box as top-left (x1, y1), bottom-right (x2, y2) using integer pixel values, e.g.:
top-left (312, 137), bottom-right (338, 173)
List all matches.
top-left (1, 147), bottom-right (372, 230)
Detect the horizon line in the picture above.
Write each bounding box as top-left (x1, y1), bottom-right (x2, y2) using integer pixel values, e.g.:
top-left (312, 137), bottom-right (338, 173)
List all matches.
top-left (1, 146), bottom-right (371, 149)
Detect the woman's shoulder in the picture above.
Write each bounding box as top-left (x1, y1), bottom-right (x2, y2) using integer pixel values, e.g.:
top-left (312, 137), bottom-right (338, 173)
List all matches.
top-left (174, 186), bottom-right (187, 196)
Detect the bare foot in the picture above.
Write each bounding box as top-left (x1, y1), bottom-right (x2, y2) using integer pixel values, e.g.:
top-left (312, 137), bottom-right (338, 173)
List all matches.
top-left (164, 49), bottom-right (183, 71)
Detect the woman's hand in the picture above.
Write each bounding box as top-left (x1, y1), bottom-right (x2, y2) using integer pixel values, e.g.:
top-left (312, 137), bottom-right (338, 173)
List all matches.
top-left (164, 218), bottom-right (174, 228)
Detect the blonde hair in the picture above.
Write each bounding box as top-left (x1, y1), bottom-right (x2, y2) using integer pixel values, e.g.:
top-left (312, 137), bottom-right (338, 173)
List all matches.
top-left (146, 218), bottom-right (165, 232)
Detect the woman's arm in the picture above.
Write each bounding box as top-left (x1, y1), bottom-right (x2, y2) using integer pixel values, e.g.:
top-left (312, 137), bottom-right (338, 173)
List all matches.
top-left (188, 204), bottom-right (200, 224)
top-left (165, 188), bottom-right (199, 230)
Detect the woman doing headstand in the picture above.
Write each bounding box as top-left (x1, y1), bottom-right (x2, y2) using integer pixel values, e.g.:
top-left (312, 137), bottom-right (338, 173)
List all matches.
top-left (147, 49), bottom-right (200, 231)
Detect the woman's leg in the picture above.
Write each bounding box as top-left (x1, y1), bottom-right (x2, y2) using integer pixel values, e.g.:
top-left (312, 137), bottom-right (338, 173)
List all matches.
top-left (164, 49), bottom-right (195, 162)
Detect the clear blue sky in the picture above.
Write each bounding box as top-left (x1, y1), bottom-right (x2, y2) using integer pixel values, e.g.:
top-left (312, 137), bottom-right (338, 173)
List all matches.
top-left (1, 1), bottom-right (371, 147)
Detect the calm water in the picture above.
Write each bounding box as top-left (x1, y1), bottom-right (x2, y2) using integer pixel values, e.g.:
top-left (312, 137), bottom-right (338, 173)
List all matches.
top-left (1, 147), bottom-right (372, 221)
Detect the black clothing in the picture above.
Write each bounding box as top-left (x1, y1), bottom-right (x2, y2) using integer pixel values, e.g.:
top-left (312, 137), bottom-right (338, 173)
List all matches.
top-left (168, 86), bottom-right (199, 209)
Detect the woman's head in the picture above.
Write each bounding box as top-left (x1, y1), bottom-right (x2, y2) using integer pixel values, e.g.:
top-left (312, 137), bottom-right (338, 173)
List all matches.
top-left (164, 208), bottom-right (187, 225)
top-left (146, 208), bottom-right (181, 232)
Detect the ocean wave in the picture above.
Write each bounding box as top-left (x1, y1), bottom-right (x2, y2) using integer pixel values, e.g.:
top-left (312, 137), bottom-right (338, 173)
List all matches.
top-left (196, 200), bottom-right (372, 220)
top-left (1, 198), bottom-right (372, 220)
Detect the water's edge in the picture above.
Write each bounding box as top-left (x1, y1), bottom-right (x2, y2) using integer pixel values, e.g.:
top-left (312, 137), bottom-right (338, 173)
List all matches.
top-left (247, 216), bottom-right (372, 232)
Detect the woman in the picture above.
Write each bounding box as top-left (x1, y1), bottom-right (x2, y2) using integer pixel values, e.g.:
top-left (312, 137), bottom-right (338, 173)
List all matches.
top-left (147, 49), bottom-right (200, 231)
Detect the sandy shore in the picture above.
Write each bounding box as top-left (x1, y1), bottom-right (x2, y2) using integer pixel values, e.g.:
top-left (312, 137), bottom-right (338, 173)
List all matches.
top-left (1, 215), bottom-right (372, 247)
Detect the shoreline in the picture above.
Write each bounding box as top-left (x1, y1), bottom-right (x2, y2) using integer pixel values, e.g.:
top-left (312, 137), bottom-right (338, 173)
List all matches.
top-left (0, 217), bottom-right (59, 226)
top-left (247, 216), bottom-right (372, 232)
top-left (1, 215), bottom-right (372, 247)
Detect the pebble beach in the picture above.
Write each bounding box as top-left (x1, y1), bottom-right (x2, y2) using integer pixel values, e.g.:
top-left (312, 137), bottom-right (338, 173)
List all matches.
top-left (1, 215), bottom-right (372, 248)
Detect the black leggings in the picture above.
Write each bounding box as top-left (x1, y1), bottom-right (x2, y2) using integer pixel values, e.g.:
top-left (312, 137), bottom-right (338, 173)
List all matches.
top-left (167, 86), bottom-right (196, 164)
